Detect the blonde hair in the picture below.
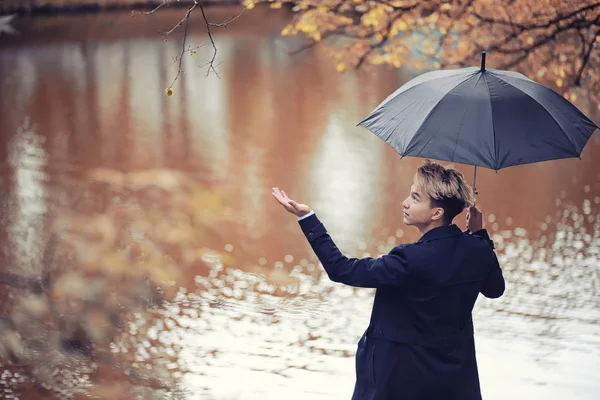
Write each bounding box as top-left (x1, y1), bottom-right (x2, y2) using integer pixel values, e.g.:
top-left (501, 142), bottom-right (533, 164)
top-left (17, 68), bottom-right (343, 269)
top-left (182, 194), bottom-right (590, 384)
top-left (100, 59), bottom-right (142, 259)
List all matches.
top-left (414, 160), bottom-right (476, 223)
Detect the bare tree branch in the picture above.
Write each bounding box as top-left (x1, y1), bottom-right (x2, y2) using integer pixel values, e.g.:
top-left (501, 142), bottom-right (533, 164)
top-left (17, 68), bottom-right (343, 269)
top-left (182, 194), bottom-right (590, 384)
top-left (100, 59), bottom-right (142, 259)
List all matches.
top-left (152, 1), bottom-right (247, 89)
top-left (141, 0), bottom-right (171, 15)
top-left (197, 0), bottom-right (219, 77)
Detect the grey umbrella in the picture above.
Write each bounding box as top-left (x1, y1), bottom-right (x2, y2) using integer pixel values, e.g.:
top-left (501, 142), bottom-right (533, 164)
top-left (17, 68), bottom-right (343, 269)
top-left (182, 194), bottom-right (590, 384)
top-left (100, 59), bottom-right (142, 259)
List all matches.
top-left (358, 52), bottom-right (598, 193)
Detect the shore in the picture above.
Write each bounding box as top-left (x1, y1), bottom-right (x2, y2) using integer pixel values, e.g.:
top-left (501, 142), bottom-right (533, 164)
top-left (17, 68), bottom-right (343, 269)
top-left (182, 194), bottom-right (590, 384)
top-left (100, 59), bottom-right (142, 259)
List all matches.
top-left (0, 0), bottom-right (241, 15)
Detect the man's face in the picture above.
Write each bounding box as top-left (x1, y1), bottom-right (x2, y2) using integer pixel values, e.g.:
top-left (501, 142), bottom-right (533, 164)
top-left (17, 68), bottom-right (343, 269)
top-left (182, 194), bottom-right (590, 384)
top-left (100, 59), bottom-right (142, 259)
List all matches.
top-left (402, 183), bottom-right (441, 227)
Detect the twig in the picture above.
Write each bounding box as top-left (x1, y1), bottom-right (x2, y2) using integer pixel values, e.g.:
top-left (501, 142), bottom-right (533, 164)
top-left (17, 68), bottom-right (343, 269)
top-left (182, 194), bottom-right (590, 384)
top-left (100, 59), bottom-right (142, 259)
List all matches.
top-left (142, 0), bottom-right (171, 15)
top-left (575, 29), bottom-right (599, 86)
top-left (158, 1), bottom-right (247, 86)
top-left (197, 0), bottom-right (219, 77)
top-left (207, 6), bottom-right (247, 28)
top-left (168, 7), bottom-right (194, 88)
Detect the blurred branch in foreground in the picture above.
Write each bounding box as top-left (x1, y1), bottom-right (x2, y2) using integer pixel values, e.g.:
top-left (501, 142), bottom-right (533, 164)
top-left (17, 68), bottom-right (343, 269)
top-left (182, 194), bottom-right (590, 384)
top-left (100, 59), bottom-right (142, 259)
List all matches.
top-left (0, 168), bottom-right (233, 398)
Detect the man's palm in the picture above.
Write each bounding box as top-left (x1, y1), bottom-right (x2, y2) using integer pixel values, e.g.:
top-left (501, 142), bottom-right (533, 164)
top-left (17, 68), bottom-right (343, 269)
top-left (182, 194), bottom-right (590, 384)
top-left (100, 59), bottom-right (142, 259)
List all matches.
top-left (272, 187), bottom-right (311, 217)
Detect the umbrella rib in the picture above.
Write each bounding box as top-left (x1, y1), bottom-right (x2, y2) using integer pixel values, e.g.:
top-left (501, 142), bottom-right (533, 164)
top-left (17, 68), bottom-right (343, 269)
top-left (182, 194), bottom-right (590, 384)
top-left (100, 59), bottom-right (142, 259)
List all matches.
top-left (482, 73), bottom-right (499, 170)
top-left (406, 73), bottom-right (479, 157)
top-left (383, 99), bottom-right (428, 144)
top-left (358, 71), bottom-right (478, 124)
top-left (450, 74), bottom-right (484, 162)
top-left (492, 74), bottom-right (582, 156)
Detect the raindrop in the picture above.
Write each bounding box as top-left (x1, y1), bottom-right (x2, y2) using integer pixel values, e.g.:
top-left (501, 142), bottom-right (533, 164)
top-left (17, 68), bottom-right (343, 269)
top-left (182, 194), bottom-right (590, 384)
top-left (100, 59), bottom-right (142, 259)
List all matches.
top-left (224, 244), bottom-right (233, 252)
top-left (584, 185), bottom-right (590, 193)
top-left (488, 214), bottom-right (496, 223)
top-left (396, 229), bottom-right (404, 238)
top-left (274, 261), bottom-right (284, 269)
top-left (258, 257), bottom-right (267, 266)
top-left (284, 255), bottom-right (294, 263)
top-left (505, 217), bottom-right (513, 226)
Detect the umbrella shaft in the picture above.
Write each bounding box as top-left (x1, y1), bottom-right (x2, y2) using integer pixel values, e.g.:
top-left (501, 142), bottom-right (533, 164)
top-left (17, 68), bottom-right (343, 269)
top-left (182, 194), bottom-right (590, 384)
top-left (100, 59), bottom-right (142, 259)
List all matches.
top-left (473, 166), bottom-right (478, 197)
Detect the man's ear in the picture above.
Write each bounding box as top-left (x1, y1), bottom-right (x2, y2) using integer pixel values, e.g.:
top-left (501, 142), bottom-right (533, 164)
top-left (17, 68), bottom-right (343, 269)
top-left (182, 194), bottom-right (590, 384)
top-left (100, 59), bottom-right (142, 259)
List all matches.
top-left (431, 207), bottom-right (445, 221)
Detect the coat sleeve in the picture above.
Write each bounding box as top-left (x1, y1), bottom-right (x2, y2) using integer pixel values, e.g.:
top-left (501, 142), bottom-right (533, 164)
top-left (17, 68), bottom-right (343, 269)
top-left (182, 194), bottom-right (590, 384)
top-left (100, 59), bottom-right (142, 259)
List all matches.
top-left (298, 214), bottom-right (410, 288)
top-left (472, 229), bottom-right (505, 298)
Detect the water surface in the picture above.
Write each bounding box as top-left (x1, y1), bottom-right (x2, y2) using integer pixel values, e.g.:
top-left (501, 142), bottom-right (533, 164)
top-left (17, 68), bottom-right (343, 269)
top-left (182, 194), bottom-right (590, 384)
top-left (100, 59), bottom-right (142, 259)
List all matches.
top-left (1, 8), bottom-right (600, 399)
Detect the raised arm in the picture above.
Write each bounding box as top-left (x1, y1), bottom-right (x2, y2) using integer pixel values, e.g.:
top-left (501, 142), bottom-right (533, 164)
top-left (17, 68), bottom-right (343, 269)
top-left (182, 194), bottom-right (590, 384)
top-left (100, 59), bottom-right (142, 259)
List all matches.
top-left (298, 214), bottom-right (409, 288)
top-left (271, 187), bottom-right (410, 288)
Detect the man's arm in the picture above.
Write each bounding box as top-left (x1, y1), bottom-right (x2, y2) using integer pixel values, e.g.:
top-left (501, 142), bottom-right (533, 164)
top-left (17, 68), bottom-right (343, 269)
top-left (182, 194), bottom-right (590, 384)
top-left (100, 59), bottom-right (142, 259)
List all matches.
top-left (472, 229), bottom-right (505, 298)
top-left (466, 207), bottom-right (505, 298)
top-left (298, 213), bottom-right (410, 288)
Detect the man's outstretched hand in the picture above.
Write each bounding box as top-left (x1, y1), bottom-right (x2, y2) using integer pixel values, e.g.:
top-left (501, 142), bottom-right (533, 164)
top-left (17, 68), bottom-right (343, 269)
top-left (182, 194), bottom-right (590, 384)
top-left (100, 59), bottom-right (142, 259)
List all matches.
top-left (271, 187), bottom-right (312, 218)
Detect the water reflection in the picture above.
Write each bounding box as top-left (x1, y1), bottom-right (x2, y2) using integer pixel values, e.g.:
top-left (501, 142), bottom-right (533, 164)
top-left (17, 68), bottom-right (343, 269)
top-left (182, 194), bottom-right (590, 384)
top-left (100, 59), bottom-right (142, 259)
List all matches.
top-left (7, 118), bottom-right (48, 274)
top-left (1, 8), bottom-right (599, 399)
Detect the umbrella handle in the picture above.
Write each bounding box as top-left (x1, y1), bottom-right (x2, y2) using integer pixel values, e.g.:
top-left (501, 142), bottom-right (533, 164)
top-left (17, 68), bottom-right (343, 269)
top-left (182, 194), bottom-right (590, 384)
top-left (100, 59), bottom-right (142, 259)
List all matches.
top-left (473, 166), bottom-right (479, 199)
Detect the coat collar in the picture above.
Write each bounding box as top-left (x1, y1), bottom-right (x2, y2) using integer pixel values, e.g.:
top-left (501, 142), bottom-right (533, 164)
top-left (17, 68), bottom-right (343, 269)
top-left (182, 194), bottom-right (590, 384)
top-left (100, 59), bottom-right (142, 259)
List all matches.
top-left (417, 224), bottom-right (463, 243)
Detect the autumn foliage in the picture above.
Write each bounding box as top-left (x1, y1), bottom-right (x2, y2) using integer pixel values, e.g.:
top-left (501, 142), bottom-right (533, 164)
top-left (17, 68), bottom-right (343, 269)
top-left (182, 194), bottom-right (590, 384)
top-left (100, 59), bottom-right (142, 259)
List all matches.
top-left (250, 0), bottom-right (600, 107)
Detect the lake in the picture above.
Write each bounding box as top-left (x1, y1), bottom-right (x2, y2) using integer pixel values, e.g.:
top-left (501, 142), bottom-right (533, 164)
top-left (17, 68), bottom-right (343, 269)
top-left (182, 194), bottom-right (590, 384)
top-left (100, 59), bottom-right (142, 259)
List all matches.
top-left (1, 6), bottom-right (599, 399)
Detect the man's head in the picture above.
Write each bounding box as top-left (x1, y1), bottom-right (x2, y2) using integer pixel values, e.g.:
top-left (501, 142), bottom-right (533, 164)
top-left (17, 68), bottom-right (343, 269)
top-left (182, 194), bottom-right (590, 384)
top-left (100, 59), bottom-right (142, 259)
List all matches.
top-left (402, 160), bottom-right (475, 231)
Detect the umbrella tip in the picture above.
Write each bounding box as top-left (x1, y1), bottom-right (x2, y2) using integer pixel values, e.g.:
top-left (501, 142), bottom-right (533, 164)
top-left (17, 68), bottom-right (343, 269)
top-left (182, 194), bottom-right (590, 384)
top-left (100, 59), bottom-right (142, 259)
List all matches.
top-left (481, 51), bottom-right (487, 72)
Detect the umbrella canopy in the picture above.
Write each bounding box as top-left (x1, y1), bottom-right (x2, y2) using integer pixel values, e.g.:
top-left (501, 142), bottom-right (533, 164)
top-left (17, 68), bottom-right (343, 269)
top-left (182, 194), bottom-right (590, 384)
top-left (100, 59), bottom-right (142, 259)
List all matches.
top-left (358, 52), bottom-right (598, 173)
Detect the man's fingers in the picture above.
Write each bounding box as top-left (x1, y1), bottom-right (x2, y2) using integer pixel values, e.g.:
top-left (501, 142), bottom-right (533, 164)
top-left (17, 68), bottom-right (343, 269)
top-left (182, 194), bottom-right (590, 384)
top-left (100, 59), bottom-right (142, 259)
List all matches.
top-left (289, 199), bottom-right (300, 211)
top-left (272, 188), bottom-right (301, 215)
top-left (273, 187), bottom-right (291, 201)
top-left (272, 190), bottom-right (291, 208)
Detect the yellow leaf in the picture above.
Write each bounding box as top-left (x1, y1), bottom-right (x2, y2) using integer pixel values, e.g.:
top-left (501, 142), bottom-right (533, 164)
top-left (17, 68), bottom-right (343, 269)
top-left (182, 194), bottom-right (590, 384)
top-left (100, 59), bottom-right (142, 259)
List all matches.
top-left (559, 69), bottom-right (565, 78)
top-left (556, 78), bottom-right (563, 87)
top-left (270, 2), bottom-right (282, 8)
top-left (371, 55), bottom-right (388, 65)
top-left (396, 20), bottom-right (408, 31)
top-left (569, 93), bottom-right (577, 102)
top-left (336, 63), bottom-right (345, 72)
top-left (246, 1), bottom-right (255, 10)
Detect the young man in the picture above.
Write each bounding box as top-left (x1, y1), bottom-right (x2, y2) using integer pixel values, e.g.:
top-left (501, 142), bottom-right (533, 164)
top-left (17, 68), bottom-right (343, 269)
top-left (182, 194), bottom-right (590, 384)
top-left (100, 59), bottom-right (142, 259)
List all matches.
top-left (272, 160), bottom-right (505, 400)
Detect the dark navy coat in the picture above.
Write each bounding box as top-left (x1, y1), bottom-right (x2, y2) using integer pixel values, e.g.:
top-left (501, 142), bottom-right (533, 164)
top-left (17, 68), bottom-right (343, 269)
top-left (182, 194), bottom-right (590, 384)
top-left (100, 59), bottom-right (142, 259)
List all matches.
top-left (298, 214), bottom-right (505, 400)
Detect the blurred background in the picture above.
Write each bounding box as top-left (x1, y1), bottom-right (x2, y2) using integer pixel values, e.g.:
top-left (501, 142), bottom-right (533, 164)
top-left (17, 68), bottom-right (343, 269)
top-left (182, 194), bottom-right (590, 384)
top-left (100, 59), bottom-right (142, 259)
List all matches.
top-left (0, 1), bottom-right (599, 399)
